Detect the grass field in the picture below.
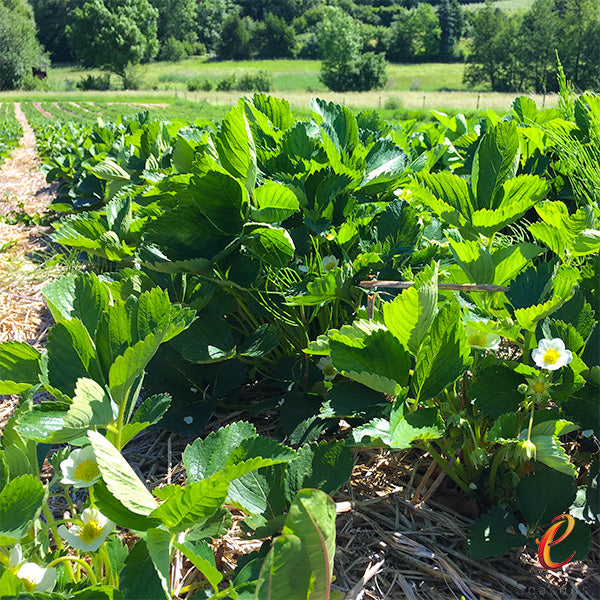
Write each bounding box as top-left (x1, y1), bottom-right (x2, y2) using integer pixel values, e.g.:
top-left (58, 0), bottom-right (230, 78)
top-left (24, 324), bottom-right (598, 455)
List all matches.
top-left (0, 89), bottom-right (559, 121)
top-left (168, 89), bottom-right (558, 113)
top-left (466, 0), bottom-right (533, 12)
top-left (47, 59), bottom-right (470, 93)
top-left (2, 51), bottom-right (558, 117)
top-left (19, 55), bottom-right (561, 116)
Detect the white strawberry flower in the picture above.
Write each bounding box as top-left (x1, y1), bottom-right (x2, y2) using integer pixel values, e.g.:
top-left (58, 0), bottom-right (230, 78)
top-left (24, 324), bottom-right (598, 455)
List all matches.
top-left (16, 563), bottom-right (57, 593)
top-left (317, 356), bottom-right (337, 381)
top-left (393, 188), bottom-right (412, 200)
top-left (321, 255), bottom-right (339, 272)
top-left (294, 258), bottom-right (308, 273)
top-left (465, 326), bottom-right (501, 351)
top-left (8, 544), bottom-right (23, 570)
top-left (57, 508), bottom-right (114, 552)
top-left (531, 338), bottom-right (573, 371)
top-left (60, 445), bottom-right (101, 488)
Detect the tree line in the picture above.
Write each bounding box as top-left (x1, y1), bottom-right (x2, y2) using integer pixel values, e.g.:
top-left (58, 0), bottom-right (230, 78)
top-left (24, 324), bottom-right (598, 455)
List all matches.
top-left (466, 0), bottom-right (600, 93)
top-left (0, 0), bottom-right (598, 93)
top-left (29, 0), bottom-right (463, 65)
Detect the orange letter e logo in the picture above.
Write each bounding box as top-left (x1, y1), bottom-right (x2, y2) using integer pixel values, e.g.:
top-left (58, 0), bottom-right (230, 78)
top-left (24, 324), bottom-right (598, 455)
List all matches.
top-left (536, 513), bottom-right (576, 569)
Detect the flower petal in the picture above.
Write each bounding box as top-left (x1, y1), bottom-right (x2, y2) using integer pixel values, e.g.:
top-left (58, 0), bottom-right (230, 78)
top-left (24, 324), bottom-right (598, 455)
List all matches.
top-left (37, 567), bottom-right (57, 592)
top-left (531, 348), bottom-right (542, 363)
top-left (9, 544), bottom-right (23, 568)
top-left (57, 524), bottom-right (82, 549)
top-left (548, 338), bottom-right (566, 352)
top-left (537, 339), bottom-right (548, 351)
top-left (16, 563), bottom-right (56, 591)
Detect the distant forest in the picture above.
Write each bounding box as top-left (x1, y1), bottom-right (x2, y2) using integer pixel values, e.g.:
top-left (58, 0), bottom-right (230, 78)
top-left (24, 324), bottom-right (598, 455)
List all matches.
top-left (1, 1), bottom-right (599, 93)
top-left (31, 0), bottom-right (466, 64)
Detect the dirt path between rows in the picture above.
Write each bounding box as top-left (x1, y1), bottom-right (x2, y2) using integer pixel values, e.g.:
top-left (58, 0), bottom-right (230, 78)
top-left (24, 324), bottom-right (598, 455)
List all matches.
top-left (0, 103), bottom-right (58, 345)
top-left (0, 102), bottom-right (62, 421)
top-left (32, 101), bottom-right (53, 119)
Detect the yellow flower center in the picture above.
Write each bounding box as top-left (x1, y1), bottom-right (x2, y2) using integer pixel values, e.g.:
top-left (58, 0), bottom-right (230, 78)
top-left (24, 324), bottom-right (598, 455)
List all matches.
top-left (324, 262), bottom-right (336, 271)
top-left (79, 519), bottom-right (103, 544)
top-left (323, 364), bottom-right (336, 376)
top-left (533, 381), bottom-right (547, 394)
top-left (22, 578), bottom-right (37, 592)
top-left (73, 459), bottom-right (100, 482)
top-left (543, 348), bottom-right (561, 365)
top-left (468, 333), bottom-right (488, 347)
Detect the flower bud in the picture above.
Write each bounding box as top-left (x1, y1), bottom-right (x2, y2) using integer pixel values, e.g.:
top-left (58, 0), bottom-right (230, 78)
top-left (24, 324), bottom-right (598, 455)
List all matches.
top-left (520, 439), bottom-right (536, 461)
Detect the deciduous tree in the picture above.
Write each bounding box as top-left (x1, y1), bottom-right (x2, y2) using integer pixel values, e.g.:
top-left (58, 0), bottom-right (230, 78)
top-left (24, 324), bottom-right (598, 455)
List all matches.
top-left (437, 0), bottom-right (462, 61)
top-left (30, 0), bottom-right (80, 63)
top-left (317, 5), bottom-right (362, 62)
top-left (150, 0), bottom-right (196, 44)
top-left (463, 2), bottom-right (523, 92)
top-left (387, 4), bottom-right (441, 63)
top-left (256, 12), bottom-right (296, 58)
top-left (196, 0), bottom-right (234, 53)
top-left (216, 12), bottom-right (254, 59)
top-left (0, 0), bottom-right (45, 90)
top-left (67, 0), bottom-right (159, 82)
top-left (554, 0), bottom-right (600, 88)
top-left (518, 0), bottom-right (558, 92)
top-left (318, 6), bottom-right (387, 91)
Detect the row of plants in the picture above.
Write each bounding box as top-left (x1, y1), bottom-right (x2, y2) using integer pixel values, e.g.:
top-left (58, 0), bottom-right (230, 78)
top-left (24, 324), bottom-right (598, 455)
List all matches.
top-left (0, 281), bottom-right (345, 595)
top-left (0, 103), bottom-right (22, 166)
top-left (20, 102), bottom-right (154, 128)
top-left (1, 85), bottom-right (599, 596)
top-left (1, 101), bottom-right (347, 598)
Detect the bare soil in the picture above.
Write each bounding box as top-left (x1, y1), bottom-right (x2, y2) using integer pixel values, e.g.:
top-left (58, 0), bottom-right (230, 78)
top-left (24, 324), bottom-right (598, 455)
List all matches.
top-left (32, 102), bottom-right (53, 119)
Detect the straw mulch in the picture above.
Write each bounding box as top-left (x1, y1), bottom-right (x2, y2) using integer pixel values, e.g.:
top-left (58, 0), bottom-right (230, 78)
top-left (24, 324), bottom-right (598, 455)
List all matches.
top-left (106, 102), bottom-right (170, 109)
top-left (52, 101), bottom-right (78, 117)
top-left (0, 103), bottom-right (58, 346)
top-left (333, 451), bottom-right (599, 600)
top-left (69, 102), bottom-right (93, 114)
top-left (0, 103), bottom-right (62, 425)
top-left (90, 413), bottom-right (598, 600)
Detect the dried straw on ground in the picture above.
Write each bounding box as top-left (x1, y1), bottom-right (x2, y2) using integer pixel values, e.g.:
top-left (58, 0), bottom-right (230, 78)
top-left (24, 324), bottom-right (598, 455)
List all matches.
top-left (31, 102), bottom-right (53, 119)
top-left (111, 410), bottom-right (599, 600)
top-left (0, 103), bottom-right (62, 426)
top-left (0, 103), bottom-right (58, 347)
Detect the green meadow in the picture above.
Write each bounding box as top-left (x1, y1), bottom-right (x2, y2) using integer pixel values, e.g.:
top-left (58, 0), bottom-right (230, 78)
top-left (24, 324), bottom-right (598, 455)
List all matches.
top-left (47, 59), bottom-right (469, 93)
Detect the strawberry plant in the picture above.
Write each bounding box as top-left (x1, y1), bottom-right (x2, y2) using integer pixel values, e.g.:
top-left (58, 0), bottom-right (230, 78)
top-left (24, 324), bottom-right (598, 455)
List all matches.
top-left (0, 104), bottom-right (21, 166)
top-left (0, 419), bottom-right (346, 598)
top-left (4, 85), bottom-right (597, 581)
